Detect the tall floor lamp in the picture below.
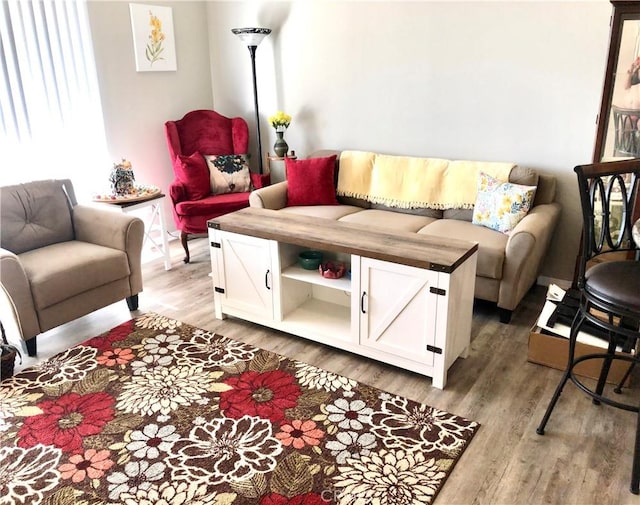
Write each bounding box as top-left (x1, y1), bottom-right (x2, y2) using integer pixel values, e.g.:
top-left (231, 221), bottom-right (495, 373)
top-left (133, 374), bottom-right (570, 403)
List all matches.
top-left (231, 27), bottom-right (271, 175)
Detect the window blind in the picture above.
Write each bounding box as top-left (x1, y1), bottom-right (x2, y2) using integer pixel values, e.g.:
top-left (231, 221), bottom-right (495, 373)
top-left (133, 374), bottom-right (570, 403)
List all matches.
top-left (0, 0), bottom-right (108, 199)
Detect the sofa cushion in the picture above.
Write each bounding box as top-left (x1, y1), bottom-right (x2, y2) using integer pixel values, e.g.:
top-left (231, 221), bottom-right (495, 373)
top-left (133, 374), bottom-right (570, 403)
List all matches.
top-left (442, 208), bottom-right (474, 221)
top-left (472, 172), bottom-right (536, 234)
top-left (533, 174), bottom-right (557, 205)
top-left (286, 155), bottom-right (339, 206)
top-left (418, 219), bottom-right (508, 279)
top-left (0, 180), bottom-right (74, 254)
top-left (280, 205), bottom-right (363, 221)
top-left (174, 152), bottom-right (210, 201)
top-left (509, 166), bottom-right (539, 187)
top-left (370, 203), bottom-right (443, 219)
top-left (339, 209), bottom-right (438, 233)
top-left (337, 195), bottom-right (371, 209)
top-left (205, 154), bottom-right (252, 195)
top-left (18, 241), bottom-right (130, 309)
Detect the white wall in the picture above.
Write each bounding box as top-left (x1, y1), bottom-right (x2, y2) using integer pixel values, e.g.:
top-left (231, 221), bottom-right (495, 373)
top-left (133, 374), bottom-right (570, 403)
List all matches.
top-left (87, 0), bottom-right (213, 224)
top-left (208, 0), bottom-right (612, 283)
top-left (86, 0), bottom-right (613, 283)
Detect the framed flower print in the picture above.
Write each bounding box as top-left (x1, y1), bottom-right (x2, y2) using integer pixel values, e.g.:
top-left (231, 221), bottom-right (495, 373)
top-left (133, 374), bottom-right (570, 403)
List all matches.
top-left (129, 3), bottom-right (177, 72)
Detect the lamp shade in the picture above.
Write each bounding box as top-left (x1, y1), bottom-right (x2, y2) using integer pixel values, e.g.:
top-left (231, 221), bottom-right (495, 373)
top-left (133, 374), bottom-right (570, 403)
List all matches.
top-left (231, 27), bottom-right (271, 47)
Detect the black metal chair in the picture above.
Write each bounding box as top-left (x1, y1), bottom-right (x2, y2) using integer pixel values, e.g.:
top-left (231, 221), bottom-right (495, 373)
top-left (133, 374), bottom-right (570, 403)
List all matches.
top-left (536, 159), bottom-right (640, 494)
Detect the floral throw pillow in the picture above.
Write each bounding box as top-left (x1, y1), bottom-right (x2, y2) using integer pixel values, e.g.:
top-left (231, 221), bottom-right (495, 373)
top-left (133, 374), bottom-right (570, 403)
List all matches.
top-left (204, 154), bottom-right (252, 195)
top-left (472, 172), bottom-right (536, 234)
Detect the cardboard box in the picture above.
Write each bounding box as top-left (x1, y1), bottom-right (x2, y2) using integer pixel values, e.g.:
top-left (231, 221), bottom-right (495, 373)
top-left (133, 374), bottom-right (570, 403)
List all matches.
top-left (528, 326), bottom-right (632, 385)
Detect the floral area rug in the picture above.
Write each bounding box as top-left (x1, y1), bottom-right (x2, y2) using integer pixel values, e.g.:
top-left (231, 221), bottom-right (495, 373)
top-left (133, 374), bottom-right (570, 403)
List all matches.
top-left (0, 313), bottom-right (479, 505)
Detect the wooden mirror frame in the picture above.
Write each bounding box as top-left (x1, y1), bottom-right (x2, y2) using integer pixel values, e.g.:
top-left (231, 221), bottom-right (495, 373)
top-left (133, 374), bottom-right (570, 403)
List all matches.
top-left (594, 1), bottom-right (640, 166)
top-left (593, 0), bottom-right (640, 218)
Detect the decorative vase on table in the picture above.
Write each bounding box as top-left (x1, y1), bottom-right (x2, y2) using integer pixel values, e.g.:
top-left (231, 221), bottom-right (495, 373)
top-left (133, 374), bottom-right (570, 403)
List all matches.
top-left (269, 111), bottom-right (292, 158)
top-left (109, 159), bottom-right (136, 197)
top-left (274, 130), bottom-right (289, 158)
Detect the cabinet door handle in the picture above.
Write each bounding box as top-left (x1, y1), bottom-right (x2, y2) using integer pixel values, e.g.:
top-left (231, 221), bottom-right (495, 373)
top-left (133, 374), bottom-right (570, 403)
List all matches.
top-left (265, 269), bottom-right (271, 290)
top-left (361, 291), bottom-right (367, 314)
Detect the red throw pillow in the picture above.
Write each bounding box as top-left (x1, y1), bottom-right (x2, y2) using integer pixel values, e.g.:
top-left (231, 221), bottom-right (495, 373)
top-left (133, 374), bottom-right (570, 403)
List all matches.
top-left (285, 155), bottom-right (338, 206)
top-left (174, 152), bottom-right (210, 201)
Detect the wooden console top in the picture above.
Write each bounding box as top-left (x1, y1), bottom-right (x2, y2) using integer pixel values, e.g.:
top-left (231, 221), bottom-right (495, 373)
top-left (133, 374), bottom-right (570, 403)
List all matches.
top-left (208, 208), bottom-right (477, 273)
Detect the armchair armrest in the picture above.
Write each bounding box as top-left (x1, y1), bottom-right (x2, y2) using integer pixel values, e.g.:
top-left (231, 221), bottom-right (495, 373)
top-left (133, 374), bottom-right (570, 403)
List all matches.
top-left (498, 202), bottom-right (562, 311)
top-left (249, 181), bottom-right (288, 210)
top-left (73, 205), bottom-right (145, 294)
top-left (0, 248), bottom-right (39, 341)
top-left (74, 205), bottom-right (143, 250)
top-left (169, 180), bottom-right (189, 205)
top-left (250, 172), bottom-right (271, 189)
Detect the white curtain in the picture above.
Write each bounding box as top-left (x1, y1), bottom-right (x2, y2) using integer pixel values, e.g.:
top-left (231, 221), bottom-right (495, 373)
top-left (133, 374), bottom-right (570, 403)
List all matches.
top-left (0, 0), bottom-right (108, 200)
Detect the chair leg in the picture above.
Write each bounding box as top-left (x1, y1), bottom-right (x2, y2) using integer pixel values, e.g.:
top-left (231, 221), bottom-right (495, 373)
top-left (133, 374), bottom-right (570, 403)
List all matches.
top-left (593, 335), bottom-right (617, 405)
top-left (537, 311), bottom-right (584, 435)
top-left (632, 409), bottom-right (640, 494)
top-left (25, 336), bottom-right (37, 357)
top-left (536, 367), bottom-right (572, 435)
top-left (499, 308), bottom-right (512, 324)
top-left (181, 231), bottom-right (190, 264)
top-left (615, 316), bottom-right (639, 394)
top-left (126, 294), bottom-right (139, 311)
top-left (615, 361), bottom-right (635, 394)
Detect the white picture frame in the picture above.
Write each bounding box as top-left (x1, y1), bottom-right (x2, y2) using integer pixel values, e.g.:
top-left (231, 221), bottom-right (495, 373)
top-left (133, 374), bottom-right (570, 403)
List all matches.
top-left (129, 3), bottom-right (177, 72)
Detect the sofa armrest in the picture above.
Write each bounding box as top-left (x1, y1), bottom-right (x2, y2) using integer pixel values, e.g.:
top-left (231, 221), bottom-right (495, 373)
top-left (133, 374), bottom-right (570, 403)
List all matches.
top-left (0, 248), bottom-right (40, 341)
top-left (498, 202), bottom-right (562, 311)
top-left (73, 205), bottom-right (145, 295)
top-left (249, 181), bottom-right (288, 209)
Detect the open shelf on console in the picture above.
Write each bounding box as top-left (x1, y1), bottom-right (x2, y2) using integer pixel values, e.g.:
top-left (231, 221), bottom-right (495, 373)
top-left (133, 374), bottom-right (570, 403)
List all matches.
top-left (281, 297), bottom-right (352, 341)
top-left (281, 264), bottom-right (351, 292)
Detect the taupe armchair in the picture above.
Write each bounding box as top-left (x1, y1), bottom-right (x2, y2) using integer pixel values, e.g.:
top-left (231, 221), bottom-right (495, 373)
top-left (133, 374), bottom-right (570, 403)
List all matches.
top-left (0, 179), bottom-right (144, 356)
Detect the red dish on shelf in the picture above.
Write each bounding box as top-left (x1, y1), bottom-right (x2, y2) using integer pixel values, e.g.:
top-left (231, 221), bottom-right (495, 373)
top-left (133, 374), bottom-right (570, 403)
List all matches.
top-left (319, 261), bottom-right (346, 279)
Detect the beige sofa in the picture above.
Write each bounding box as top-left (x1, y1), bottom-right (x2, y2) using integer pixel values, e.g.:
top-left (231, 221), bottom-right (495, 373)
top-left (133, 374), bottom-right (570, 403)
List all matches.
top-left (250, 150), bottom-right (561, 322)
top-left (0, 179), bottom-right (144, 355)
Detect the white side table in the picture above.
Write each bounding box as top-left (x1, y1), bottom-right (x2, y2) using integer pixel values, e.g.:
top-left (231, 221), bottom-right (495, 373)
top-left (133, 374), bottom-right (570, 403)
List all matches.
top-left (266, 153), bottom-right (297, 184)
top-left (96, 194), bottom-right (172, 270)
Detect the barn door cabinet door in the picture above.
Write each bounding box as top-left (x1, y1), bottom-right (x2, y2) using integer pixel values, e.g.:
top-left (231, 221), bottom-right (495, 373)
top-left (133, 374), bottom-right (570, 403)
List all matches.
top-left (209, 229), bottom-right (277, 321)
top-left (358, 257), bottom-right (438, 366)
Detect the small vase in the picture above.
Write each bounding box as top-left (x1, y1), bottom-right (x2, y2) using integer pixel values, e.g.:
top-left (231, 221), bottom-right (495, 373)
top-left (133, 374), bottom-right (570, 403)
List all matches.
top-left (274, 131), bottom-right (289, 158)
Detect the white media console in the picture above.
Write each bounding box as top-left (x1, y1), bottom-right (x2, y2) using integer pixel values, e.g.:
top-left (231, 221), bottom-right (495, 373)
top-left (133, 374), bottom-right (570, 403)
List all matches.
top-left (208, 208), bottom-right (478, 389)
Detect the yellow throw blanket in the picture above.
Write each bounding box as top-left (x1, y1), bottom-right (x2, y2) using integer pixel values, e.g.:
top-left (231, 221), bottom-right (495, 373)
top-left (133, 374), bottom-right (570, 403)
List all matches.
top-left (336, 151), bottom-right (515, 209)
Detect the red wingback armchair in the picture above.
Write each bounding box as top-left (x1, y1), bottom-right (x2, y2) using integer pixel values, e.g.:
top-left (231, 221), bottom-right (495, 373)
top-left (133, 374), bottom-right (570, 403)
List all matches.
top-left (165, 110), bottom-right (269, 263)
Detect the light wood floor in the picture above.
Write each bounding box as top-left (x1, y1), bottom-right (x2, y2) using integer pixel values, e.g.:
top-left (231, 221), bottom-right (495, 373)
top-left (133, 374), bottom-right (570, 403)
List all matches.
top-left (12, 237), bottom-right (640, 505)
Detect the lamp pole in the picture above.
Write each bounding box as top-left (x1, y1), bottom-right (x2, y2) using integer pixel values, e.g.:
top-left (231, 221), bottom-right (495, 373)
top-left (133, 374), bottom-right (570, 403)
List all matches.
top-left (232, 27), bottom-right (271, 175)
top-left (247, 45), bottom-right (263, 174)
